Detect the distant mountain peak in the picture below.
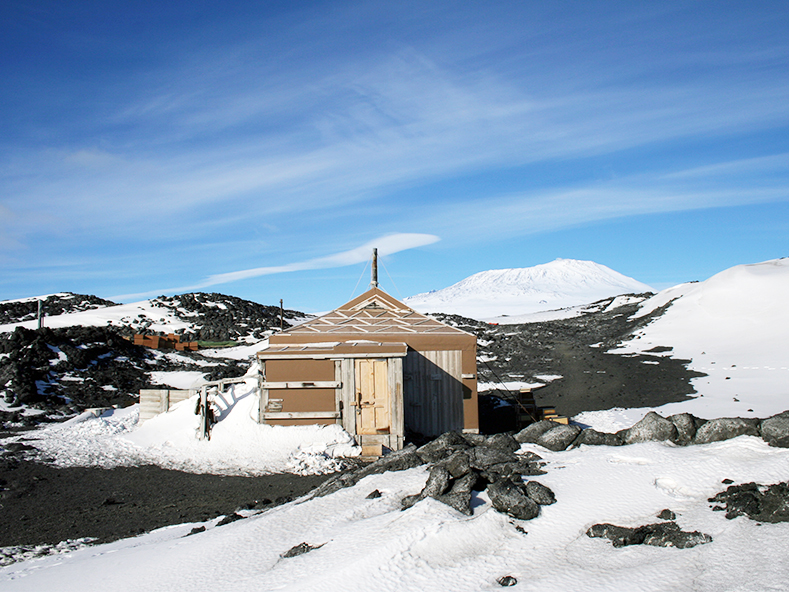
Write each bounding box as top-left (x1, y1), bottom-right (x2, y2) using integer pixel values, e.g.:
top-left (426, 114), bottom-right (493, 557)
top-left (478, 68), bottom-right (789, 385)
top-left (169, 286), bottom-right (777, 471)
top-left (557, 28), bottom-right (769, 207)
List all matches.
top-left (404, 259), bottom-right (653, 319)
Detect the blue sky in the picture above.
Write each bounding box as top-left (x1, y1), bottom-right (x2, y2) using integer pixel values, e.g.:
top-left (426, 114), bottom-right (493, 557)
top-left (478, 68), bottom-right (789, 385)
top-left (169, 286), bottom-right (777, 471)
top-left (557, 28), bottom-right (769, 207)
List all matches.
top-left (2, 1), bottom-right (788, 312)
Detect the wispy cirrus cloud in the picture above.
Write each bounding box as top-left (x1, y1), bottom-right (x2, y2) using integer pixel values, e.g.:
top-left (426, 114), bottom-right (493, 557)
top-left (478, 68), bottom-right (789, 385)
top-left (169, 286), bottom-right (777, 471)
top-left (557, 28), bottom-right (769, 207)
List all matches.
top-left (110, 233), bottom-right (439, 301)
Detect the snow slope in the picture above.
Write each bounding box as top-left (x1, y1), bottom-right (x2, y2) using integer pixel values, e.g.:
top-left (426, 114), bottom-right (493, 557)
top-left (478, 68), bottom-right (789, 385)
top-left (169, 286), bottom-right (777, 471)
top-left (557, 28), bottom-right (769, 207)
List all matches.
top-left (405, 259), bottom-right (653, 319)
top-left (3, 436), bottom-right (788, 592)
top-left (578, 258), bottom-right (789, 429)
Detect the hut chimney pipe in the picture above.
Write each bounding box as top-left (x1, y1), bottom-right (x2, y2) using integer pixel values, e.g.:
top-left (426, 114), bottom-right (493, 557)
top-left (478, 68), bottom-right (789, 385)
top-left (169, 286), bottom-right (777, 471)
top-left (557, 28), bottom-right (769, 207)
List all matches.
top-left (371, 248), bottom-right (379, 288)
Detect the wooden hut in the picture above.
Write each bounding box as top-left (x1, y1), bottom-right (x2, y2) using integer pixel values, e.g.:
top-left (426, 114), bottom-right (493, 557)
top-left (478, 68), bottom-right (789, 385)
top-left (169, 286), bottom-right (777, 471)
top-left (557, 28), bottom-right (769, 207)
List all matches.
top-left (256, 287), bottom-right (478, 454)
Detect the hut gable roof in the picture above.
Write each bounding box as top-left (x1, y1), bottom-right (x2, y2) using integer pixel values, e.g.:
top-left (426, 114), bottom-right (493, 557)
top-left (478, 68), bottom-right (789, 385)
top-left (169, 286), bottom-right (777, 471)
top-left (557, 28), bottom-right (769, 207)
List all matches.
top-left (281, 287), bottom-right (472, 337)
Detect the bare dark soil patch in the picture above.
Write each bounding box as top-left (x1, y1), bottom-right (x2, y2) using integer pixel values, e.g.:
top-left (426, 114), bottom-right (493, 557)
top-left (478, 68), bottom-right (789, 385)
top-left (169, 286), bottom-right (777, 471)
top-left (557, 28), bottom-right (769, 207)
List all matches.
top-left (0, 457), bottom-right (335, 548)
top-left (435, 295), bottom-right (706, 421)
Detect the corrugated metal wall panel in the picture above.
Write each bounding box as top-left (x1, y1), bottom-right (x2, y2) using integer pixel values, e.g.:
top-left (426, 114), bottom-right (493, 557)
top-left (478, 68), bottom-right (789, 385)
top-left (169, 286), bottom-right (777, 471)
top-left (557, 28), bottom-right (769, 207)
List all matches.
top-left (403, 350), bottom-right (463, 437)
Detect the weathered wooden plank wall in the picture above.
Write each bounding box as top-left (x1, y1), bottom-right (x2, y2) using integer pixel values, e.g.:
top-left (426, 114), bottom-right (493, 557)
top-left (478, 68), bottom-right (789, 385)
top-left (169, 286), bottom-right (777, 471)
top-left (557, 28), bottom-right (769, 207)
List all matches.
top-left (403, 350), bottom-right (463, 437)
top-left (138, 389), bottom-right (194, 423)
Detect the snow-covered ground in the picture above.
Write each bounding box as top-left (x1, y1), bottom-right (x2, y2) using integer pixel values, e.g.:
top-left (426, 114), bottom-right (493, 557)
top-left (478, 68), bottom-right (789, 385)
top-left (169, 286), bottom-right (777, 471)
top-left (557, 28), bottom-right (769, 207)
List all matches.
top-left (13, 376), bottom-right (359, 477)
top-left (405, 259), bottom-right (652, 320)
top-left (3, 257), bottom-right (789, 591)
top-left (3, 435), bottom-right (788, 591)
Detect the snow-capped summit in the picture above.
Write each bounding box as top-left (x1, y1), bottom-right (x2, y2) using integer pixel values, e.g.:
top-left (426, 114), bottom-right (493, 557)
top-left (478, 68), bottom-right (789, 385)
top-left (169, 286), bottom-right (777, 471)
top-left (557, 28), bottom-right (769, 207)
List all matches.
top-left (404, 258), bottom-right (653, 319)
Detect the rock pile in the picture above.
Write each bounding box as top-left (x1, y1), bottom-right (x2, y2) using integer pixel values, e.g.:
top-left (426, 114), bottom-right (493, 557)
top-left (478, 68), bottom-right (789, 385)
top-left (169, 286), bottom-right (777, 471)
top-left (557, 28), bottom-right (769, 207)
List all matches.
top-left (151, 293), bottom-right (302, 343)
top-left (709, 481), bottom-right (789, 523)
top-left (513, 410), bottom-right (789, 452)
top-left (312, 431), bottom-right (554, 520)
top-left (0, 326), bottom-right (146, 417)
top-left (0, 325), bottom-right (247, 426)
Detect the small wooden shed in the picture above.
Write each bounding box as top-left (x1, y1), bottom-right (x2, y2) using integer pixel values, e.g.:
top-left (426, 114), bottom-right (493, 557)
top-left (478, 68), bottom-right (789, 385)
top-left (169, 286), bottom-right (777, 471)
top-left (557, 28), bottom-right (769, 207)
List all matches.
top-left (256, 287), bottom-right (478, 453)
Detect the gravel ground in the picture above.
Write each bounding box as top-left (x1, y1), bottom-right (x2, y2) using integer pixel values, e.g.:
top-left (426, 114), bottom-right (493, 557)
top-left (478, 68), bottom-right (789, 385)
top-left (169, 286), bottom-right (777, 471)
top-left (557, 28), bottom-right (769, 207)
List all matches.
top-left (0, 454), bottom-right (336, 549)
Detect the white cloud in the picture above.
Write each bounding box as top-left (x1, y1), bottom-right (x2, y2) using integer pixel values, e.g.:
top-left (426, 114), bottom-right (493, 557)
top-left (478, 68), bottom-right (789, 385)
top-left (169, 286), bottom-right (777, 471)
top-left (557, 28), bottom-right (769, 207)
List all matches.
top-left (109, 233), bottom-right (439, 301)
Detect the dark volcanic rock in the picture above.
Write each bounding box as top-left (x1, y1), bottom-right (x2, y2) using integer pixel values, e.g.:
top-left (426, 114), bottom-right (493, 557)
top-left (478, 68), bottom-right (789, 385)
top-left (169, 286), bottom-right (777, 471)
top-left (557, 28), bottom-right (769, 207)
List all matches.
top-left (618, 411), bottom-right (678, 444)
top-left (467, 445), bottom-right (518, 469)
top-left (657, 509), bottom-right (677, 521)
top-left (514, 420), bottom-right (560, 444)
top-left (525, 481), bottom-right (556, 505)
top-left (536, 424), bottom-right (582, 451)
top-left (313, 445), bottom-right (424, 499)
top-left (760, 411), bottom-right (789, 448)
top-left (482, 433), bottom-right (521, 453)
top-left (281, 542), bottom-right (325, 558)
top-left (708, 481), bottom-right (789, 523)
top-left (416, 432), bottom-right (470, 463)
top-left (693, 418), bottom-right (761, 444)
top-left (574, 428), bottom-right (623, 447)
top-left (487, 480), bottom-right (540, 520)
top-left (668, 413), bottom-right (699, 445)
top-left (436, 450), bottom-right (472, 478)
top-left (587, 522), bottom-right (712, 548)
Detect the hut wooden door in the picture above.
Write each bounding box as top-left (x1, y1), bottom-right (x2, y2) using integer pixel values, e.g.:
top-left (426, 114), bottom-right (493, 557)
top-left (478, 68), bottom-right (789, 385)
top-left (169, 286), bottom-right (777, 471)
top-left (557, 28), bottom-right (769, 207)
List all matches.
top-left (355, 359), bottom-right (390, 434)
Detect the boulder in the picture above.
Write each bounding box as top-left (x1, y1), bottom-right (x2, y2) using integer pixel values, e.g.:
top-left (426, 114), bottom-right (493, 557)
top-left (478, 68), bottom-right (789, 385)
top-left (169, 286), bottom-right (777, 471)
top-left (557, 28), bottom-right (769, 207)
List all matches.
top-left (482, 433), bottom-right (521, 453)
top-left (536, 424), bottom-right (582, 451)
top-left (618, 411), bottom-right (678, 444)
top-left (436, 450), bottom-right (471, 478)
top-left (760, 411), bottom-right (789, 448)
top-left (435, 472), bottom-right (477, 515)
top-left (514, 420), bottom-right (560, 444)
top-left (587, 522), bottom-right (712, 548)
top-left (462, 433), bottom-right (487, 446)
top-left (487, 480), bottom-right (540, 520)
top-left (657, 509), bottom-right (676, 520)
top-left (668, 413), bottom-right (698, 445)
top-left (693, 417), bottom-right (760, 444)
top-left (416, 432), bottom-right (470, 463)
top-left (573, 428), bottom-right (623, 447)
top-left (467, 446), bottom-right (518, 469)
top-left (421, 466), bottom-right (452, 498)
top-left (525, 481), bottom-right (556, 505)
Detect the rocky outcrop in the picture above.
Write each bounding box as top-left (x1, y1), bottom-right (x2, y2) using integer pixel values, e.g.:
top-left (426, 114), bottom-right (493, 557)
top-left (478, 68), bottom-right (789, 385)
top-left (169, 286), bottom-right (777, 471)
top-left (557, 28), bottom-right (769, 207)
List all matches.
top-left (617, 411), bottom-right (678, 444)
top-left (568, 411), bottom-right (789, 449)
top-left (709, 481), bottom-right (789, 523)
top-left (587, 522), bottom-right (712, 548)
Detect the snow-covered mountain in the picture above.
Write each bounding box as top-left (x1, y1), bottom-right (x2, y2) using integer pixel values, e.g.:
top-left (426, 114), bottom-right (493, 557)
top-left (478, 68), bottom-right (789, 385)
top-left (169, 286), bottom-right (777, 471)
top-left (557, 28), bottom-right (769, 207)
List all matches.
top-left (404, 259), bottom-right (653, 319)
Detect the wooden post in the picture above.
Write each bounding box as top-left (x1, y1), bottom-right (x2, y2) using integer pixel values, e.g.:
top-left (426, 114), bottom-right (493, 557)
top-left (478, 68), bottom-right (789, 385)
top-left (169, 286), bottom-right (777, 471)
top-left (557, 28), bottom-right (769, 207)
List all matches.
top-left (258, 360), bottom-right (268, 424)
top-left (370, 248), bottom-right (378, 288)
top-left (279, 299), bottom-right (284, 330)
top-left (199, 385), bottom-right (208, 440)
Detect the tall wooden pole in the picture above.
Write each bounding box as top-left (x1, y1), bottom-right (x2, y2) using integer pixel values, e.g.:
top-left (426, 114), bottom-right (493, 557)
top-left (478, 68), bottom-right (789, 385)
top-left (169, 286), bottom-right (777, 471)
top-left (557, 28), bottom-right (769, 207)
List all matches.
top-left (370, 248), bottom-right (379, 288)
top-left (279, 299), bottom-right (284, 330)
